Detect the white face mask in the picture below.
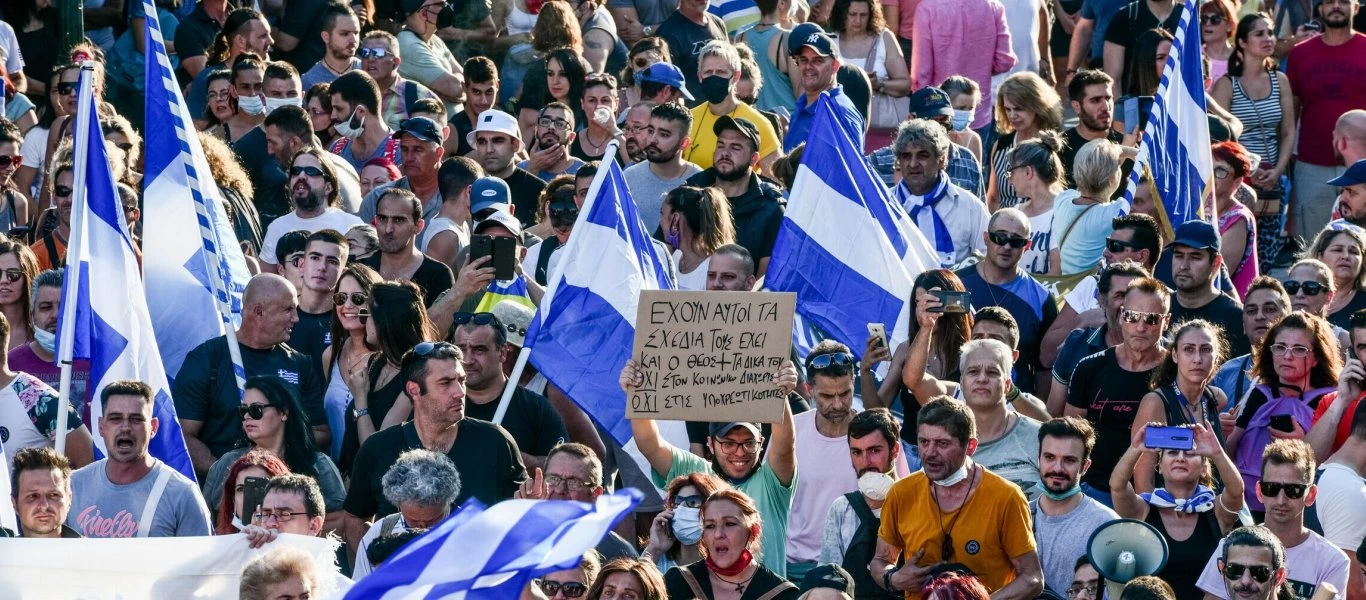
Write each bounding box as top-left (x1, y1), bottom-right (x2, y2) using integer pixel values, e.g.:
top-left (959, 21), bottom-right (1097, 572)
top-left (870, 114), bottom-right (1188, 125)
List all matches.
top-left (671, 506), bottom-right (703, 545)
top-left (334, 108), bottom-right (364, 138)
top-left (933, 460), bottom-right (970, 487)
top-left (236, 94), bottom-right (266, 116)
top-left (264, 95), bottom-right (302, 114)
top-left (33, 327), bottom-right (55, 354)
top-left (858, 470), bottom-right (896, 502)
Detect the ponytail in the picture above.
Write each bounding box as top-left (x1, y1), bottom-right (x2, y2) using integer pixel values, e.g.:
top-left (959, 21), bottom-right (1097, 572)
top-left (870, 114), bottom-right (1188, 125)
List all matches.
top-left (208, 8), bottom-right (265, 66)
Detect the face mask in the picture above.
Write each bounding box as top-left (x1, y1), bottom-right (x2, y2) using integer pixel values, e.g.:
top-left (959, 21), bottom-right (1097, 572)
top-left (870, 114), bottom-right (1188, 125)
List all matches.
top-left (671, 506), bottom-right (703, 545)
top-left (425, 3), bottom-right (455, 28)
top-left (334, 108), bottom-right (364, 138)
top-left (951, 109), bottom-right (972, 132)
top-left (264, 95), bottom-right (302, 114)
top-left (699, 75), bottom-right (732, 105)
top-left (665, 220), bottom-right (682, 249)
top-left (858, 470), bottom-right (896, 502)
top-left (1041, 481), bottom-right (1084, 502)
top-left (33, 327), bottom-right (55, 354)
top-left (236, 94), bottom-right (265, 116)
top-left (932, 460), bottom-right (969, 487)
top-left (231, 514), bottom-right (246, 531)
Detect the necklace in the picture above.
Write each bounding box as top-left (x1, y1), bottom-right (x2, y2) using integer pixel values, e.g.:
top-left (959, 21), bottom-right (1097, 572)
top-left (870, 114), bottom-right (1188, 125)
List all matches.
top-left (582, 128), bottom-right (610, 152)
top-left (930, 466), bottom-right (979, 561)
top-left (712, 568), bottom-right (755, 593)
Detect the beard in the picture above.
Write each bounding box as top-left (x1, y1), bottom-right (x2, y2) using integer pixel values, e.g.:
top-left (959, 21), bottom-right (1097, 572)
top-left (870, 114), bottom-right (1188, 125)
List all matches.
top-left (645, 144), bottom-right (677, 164)
top-left (1079, 109), bottom-right (1111, 132)
top-left (714, 160), bottom-right (750, 182)
top-left (293, 186), bottom-right (325, 211)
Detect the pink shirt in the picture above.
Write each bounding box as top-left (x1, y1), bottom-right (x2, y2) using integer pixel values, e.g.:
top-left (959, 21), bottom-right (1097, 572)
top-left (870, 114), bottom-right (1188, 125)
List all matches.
top-left (910, 0), bottom-right (1016, 129)
top-left (881, 0), bottom-right (921, 40)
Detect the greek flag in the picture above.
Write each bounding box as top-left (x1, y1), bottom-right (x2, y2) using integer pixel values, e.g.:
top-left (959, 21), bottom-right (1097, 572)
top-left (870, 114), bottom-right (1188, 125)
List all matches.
top-left (56, 66), bottom-right (195, 480)
top-left (766, 95), bottom-right (937, 357)
top-left (345, 490), bottom-right (642, 599)
top-left (140, 0), bottom-right (251, 379)
top-left (1123, 4), bottom-right (1212, 237)
top-left (0, 439), bottom-right (15, 533)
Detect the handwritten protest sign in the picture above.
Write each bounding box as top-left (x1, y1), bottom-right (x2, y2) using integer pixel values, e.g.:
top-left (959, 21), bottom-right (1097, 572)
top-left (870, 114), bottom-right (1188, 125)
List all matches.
top-left (628, 290), bottom-right (796, 423)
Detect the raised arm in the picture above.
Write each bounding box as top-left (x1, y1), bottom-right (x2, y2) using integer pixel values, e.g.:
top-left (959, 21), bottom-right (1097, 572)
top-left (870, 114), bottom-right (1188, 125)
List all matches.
top-left (1110, 424), bottom-right (1152, 519)
top-left (767, 361), bottom-right (800, 486)
top-left (901, 289), bottom-right (956, 400)
top-left (859, 334), bottom-right (896, 408)
top-left (621, 360), bottom-right (677, 478)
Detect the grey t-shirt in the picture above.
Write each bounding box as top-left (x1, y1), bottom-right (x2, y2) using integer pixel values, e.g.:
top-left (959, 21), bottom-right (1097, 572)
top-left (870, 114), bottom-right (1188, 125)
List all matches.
top-left (973, 414), bottom-right (1043, 500)
top-left (67, 459), bottom-right (213, 538)
top-left (1030, 496), bottom-right (1119, 596)
top-left (622, 160), bottom-right (702, 232)
top-left (203, 448), bottom-right (347, 517)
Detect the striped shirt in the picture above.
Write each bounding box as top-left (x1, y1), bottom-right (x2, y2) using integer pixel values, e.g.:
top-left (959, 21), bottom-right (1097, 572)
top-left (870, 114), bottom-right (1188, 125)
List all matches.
top-left (1227, 72), bottom-right (1283, 164)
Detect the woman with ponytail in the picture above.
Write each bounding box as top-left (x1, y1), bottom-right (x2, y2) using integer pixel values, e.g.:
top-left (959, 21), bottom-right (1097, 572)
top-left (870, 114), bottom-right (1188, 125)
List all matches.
top-left (659, 186), bottom-right (737, 291)
top-left (1003, 130), bottom-right (1066, 275)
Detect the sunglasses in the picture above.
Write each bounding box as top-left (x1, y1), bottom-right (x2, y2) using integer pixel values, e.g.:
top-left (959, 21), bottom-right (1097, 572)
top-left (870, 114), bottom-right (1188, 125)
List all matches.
top-left (358, 47), bottom-right (390, 59)
top-left (454, 312), bottom-right (498, 326)
top-left (549, 206), bottom-right (579, 219)
top-left (808, 352), bottom-right (856, 370)
top-left (413, 340), bottom-right (458, 357)
top-left (1269, 343), bottom-right (1312, 358)
top-left (1201, 14), bottom-right (1225, 25)
top-left (1213, 166), bottom-right (1234, 180)
top-left (1121, 309), bottom-right (1165, 326)
top-left (1283, 280), bottom-right (1324, 296)
top-left (1106, 238), bottom-right (1142, 253)
top-left (1, 268), bottom-right (22, 283)
top-left (1257, 481), bottom-right (1308, 499)
top-left (54, 185), bottom-right (73, 199)
top-left (237, 403), bottom-right (274, 420)
top-left (988, 231), bottom-right (1029, 249)
top-left (536, 580), bottom-right (587, 598)
top-left (56, 82), bottom-right (78, 96)
top-left (0, 155), bottom-right (22, 168)
top-left (1223, 563), bottom-right (1273, 583)
top-left (290, 165), bottom-right (325, 178)
top-left (333, 292), bottom-right (369, 306)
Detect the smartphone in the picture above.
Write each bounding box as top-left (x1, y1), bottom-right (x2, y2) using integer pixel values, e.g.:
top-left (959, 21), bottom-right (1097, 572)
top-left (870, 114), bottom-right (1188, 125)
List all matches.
top-left (469, 234), bottom-right (493, 267)
top-left (1269, 415), bottom-right (1296, 433)
top-left (241, 476), bottom-right (269, 524)
top-left (1304, 20), bottom-right (1323, 32)
top-left (867, 323), bottom-right (889, 350)
top-left (1123, 96), bottom-right (1155, 135)
top-left (491, 235), bottom-right (516, 280)
top-left (1145, 425), bottom-right (1196, 451)
top-left (927, 290), bottom-right (971, 314)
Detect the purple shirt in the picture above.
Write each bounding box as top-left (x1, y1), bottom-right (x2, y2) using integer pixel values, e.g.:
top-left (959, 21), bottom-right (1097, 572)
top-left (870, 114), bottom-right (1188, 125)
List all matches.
top-left (910, 0), bottom-right (1016, 129)
top-left (8, 344), bottom-right (92, 422)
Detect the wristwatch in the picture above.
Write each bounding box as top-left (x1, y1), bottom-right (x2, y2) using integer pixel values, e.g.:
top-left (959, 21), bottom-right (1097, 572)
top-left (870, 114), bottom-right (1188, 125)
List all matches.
top-left (353, 407), bottom-right (370, 419)
top-left (642, 25), bottom-right (654, 36)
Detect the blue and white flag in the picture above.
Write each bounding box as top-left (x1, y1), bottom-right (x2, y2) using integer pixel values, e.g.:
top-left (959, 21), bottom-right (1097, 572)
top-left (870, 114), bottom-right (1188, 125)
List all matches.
top-left (1123, 4), bottom-right (1212, 237)
top-left (766, 96), bottom-right (936, 357)
top-left (57, 65), bottom-right (196, 481)
top-left (0, 439), bottom-right (15, 533)
top-left (140, 0), bottom-right (251, 379)
top-left (346, 490), bottom-right (642, 599)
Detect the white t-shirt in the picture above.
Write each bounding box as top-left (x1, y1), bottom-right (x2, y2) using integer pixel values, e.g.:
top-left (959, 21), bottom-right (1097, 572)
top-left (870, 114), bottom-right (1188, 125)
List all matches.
top-left (0, 21), bottom-right (24, 74)
top-left (521, 238), bottom-right (565, 284)
top-left (354, 515), bottom-right (412, 580)
top-left (785, 409), bottom-right (858, 564)
top-left (420, 216), bottom-right (468, 255)
top-left (1023, 208), bottom-right (1054, 275)
top-left (259, 209), bottom-right (366, 265)
top-left (1316, 463), bottom-right (1366, 551)
top-left (673, 251), bottom-right (711, 291)
top-left (1196, 531), bottom-right (1350, 600)
top-left (0, 372), bottom-right (81, 468)
top-left (20, 126), bottom-right (48, 198)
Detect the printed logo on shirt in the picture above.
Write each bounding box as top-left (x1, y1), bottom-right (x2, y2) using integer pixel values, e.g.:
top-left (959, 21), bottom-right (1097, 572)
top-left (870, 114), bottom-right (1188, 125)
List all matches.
top-left (75, 506), bottom-right (142, 538)
top-left (277, 370), bottom-right (300, 385)
top-left (0, 426), bottom-right (8, 443)
top-left (965, 540), bottom-right (981, 555)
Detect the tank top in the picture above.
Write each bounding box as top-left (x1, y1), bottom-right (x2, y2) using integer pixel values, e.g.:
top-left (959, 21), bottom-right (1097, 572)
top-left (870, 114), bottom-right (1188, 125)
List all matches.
top-left (507, 4), bottom-right (537, 35)
top-left (1144, 507), bottom-right (1222, 600)
top-left (338, 356), bottom-right (406, 474)
top-left (744, 26), bottom-right (797, 113)
top-left (1228, 71), bottom-right (1282, 164)
top-left (992, 132), bottom-right (1021, 208)
top-left (324, 359), bottom-right (351, 462)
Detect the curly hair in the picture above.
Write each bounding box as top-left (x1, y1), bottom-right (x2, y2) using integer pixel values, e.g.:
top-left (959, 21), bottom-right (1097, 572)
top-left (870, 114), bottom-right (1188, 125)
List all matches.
top-left (197, 130), bottom-right (255, 199)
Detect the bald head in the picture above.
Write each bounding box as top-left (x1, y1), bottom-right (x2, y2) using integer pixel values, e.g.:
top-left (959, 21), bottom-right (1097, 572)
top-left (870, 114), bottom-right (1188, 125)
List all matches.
top-left (988, 208), bottom-right (1031, 235)
top-left (243, 274), bottom-right (296, 309)
top-left (1337, 110), bottom-right (1366, 165)
top-left (241, 274), bottom-right (299, 346)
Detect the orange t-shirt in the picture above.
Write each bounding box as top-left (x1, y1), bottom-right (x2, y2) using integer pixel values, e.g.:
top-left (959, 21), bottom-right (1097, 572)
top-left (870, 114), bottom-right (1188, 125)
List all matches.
top-left (1311, 391), bottom-right (1362, 454)
top-left (31, 233), bottom-right (67, 271)
top-left (878, 467), bottom-right (1036, 598)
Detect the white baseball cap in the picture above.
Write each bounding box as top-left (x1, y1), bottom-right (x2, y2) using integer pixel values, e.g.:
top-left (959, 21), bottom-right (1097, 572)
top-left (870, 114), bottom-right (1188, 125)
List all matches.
top-left (467, 109), bottom-right (521, 147)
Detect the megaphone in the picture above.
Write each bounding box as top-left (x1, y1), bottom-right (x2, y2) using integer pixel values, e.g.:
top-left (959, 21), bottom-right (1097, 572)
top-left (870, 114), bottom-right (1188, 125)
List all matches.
top-left (1087, 519), bottom-right (1169, 600)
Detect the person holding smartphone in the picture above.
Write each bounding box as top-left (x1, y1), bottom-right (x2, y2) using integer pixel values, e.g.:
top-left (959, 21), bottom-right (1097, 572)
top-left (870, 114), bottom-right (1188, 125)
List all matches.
top-left (1130, 320), bottom-right (1229, 493)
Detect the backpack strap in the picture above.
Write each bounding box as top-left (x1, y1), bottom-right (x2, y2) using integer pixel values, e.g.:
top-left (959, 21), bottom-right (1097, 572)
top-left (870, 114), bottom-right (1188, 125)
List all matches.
top-left (534, 236), bottom-right (562, 285)
top-left (680, 566), bottom-right (708, 598)
top-left (845, 491), bottom-right (876, 525)
top-left (1058, 201), bottom-right (1100, 251)
top-left (755, 581), bottom-right (800, 600)
top-left (379, 513), bottom-right (403, 538)
top-left (136, 463), bottom-right (174, 538)
top-left (403, 80), bottom-right (419, 118)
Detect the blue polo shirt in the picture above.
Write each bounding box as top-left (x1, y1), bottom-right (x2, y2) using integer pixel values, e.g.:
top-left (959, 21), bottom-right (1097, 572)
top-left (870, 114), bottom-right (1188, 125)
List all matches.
top-left (957, 265), bottom-right (1059, 395)
top-left (1052, 325), bottom-right (1111, 386)
top-left (784, 85), bottom-right (865, 153)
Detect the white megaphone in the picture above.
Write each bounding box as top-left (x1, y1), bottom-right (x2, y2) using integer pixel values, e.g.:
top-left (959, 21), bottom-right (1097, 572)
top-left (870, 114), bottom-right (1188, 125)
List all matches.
top-left (1086, 519), bottom-right (1169, 600)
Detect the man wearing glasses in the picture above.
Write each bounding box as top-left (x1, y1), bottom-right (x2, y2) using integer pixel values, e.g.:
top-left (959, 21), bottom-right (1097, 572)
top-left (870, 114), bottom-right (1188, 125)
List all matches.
top-left (1196, 440), bottom-right (1350, 600)
top-left (359, 31), bottom-right (439, 132)
top-left (518, 104), bottom-right (586, 183)
top-left (242, 474), bottom-right (327, 549)
top-left (956, 207), bottom-right (1058, 396)
top-left (260, 148), bottom-right (364, 275)
top-left (515, 443), bottom-right (639, 561)
top-left (1166, 220), bottom-right (1251, 358)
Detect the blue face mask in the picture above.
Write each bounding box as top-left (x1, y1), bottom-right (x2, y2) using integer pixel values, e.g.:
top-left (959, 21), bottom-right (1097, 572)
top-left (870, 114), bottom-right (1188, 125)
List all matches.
top-left (951, 109), bottom-right (973, 132)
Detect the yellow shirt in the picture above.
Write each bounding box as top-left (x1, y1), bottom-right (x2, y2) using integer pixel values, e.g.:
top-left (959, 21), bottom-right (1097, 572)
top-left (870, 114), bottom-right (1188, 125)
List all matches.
top-left (683, 102), bottom-right (781, 169)
top-left (877, 467), bottom-right (1036, 599)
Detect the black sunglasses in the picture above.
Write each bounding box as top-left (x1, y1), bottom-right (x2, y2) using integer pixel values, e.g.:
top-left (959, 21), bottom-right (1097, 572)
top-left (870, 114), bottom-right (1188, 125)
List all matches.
top-left (333, 292), bottom-right (369, 306)
top-left (290, 165), bottom-right (325, 178)
top-left (454, 312), bottom-right (498, 327)
top-left (1258, 481), bottom-right (1308, 499)
top-left (808, 352), bottom-right (855, 371)
top-left (1223, 563), bottom-right (1273, 583)
top-left (2, 268), bottom-right (22, 283)
top-left (1283, 281), bottom-right (1325, 296)
top-left (537, 580), bottom-right (587, 598)
top-left (56, 82), bottom-right (79, 96)
top-left (988, 231), bottom-right (1029, 249)
top-left (1106, 238), bottom-right (1141, 253)
top-left (237, 403), bottom-right (274, 420)
top-left (1200, 14), bottom-right (1225, 25)
top-left (54, 185), bottom-right (73, 199)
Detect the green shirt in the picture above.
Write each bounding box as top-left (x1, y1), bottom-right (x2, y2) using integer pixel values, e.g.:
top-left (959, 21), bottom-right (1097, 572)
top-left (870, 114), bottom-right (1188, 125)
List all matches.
top-left (650, 446), bottom-right (796, 577)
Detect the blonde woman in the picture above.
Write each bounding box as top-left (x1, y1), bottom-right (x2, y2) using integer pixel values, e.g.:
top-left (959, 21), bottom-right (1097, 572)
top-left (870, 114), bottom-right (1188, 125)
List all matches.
top-left (986, 72), bottom-right (1063, 212)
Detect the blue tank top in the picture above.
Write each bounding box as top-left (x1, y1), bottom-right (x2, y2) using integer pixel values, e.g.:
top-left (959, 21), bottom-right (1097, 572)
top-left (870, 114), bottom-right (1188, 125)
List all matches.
top-left (744, 26), bottom-right (797, 113)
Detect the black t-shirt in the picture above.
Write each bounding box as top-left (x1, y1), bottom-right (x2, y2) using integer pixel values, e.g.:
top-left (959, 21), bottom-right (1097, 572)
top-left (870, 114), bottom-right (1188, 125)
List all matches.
top-left (1329, 291), bottom-right (1366, 330)
top-left (232, 127), bottom-right (291, 229)
top-left (343, 419), bottom-right (527, 519)
top-left (500, 168), bottom-right (549, 228)
top-left (277, 0), bottom-right (328, 72)
top-left (288, 308), bottom-right (334, 383)
top-left (452, 111), bottom-right (476, 157)
top-left (684, 170), bottom-right (786, 261)
top-left (359, 253), bottom-right (454, 308)
top-left (1171, 293), bottom-right (1250, 358)
top-left (463, 386), bottom-right (570, 458)
top-left (837, 64), bottom-right (873, 124)
top-left (656, 11), bottom-right (728, 106)
top-left (174, 3), bottom-right (224, 82)
top-left (171, 335), bottom-right (327, 457)
top-left (1067, 347), bottom-right (1156, 489)
top-left (1104, 1), bottom-right (1184, 95)
top-left (1060, 127), bottom-right (1133, 199)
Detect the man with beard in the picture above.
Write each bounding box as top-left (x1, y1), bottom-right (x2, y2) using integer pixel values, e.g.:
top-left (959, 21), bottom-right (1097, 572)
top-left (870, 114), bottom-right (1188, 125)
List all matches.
top-left (1167, 220), bottom-right (1250, 357)
top-left (1198, 440), bottom-right (1350, 600)
top-left (887, 118), bottom-right (988, 268)
top-left (358, 116), bottom-right (446, 223)
top-left (872, 398), bottom-right (1043, 598)
top-left (682, 41), bottom-right (780, 172)
top-left (868, 87), bottom-right (984, 197)
top-left (1029, 417), bottom-right (1119, 596)
top-left (820, 408), bottom-right (904, 599)
top-left (517, 103), bottom-right (586, 182)
top-left (328, 70), bottom-right (402, 174)
top-left (260, 148), bottom-right (363, 274)
top-left (1329, 162), bottom-right (1366, 229)
top-left (622, 102), bottom-right (655, 165)
top-left (1059, 70), bottom-right (1131, 195)
top-left (1210, 527), bottom-right (1296, 600)
top-left (66, 381), bottom-right (212, 538)
top-left (470, 110), bottom-right (546, 227)
top-left (290, 230), bottom-right (348, 379)
top-left (683, 116), bottom-right (784, 276)
top-left (360, 187), bottom-right (454, 307)
top-left (622, 358), bottom-right (800, 576)
top-left (785, 23), bottom-right (865, 152)
top-left (300, 4), bottom-right (361, 90)
top-left (186, 8), bottom-right (273, 130)
top-left (452, 58), bottom-right (499, 157)
top-left (1287, 0), bottom-right (1366, 235)
top-left (263, 105), bottom-right (364, 218)
top-left (623, 103), bottom-right (702, 232)
top-left (707, 243), bottom-right (758, 291)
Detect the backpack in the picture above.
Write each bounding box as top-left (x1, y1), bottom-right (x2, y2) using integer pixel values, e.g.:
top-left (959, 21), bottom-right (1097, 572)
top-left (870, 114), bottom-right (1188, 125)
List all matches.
top-left (842, 492), bottom-right (901, 600)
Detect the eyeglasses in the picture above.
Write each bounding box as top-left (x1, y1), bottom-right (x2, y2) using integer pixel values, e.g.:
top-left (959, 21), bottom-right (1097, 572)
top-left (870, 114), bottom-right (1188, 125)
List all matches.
top-left (536, 580), bottom-right (588, 598)
top-left (1121, 309), bottom-right (1165, 326)
top-left (713, 438), bottom-right (762, 454)
top-left (537, 117), bottom-right (572, 131)
top-left (54, 185), bottom-right (73, 199)
top-left (1005, 164), bottom-right (1029, 178)
top-left (1106, 238), bottom-right (1141, 253)
top-left (1283, 280), bottom-right (1325, 296)
top-left (549, 205), bottom-right (579, 219)
top-left (56, 82), bottom-right (78, 96)
top-left (1213, 166), bottom-right (1234, 180)
top-left (1269, 343), bottom-right (1313, 358)
top-left (254, 508), bottom-right (313, 524)
top-left (1258, 481), bottom-right (1308, 499)
top-left (808, 352), bottom-right (855, 371)
top-left (413, 340), bottom-right (458, 357)
top-left (333, 291), bottom-right (369, 306)
top-left (672, 494), bottom-right (704, 509)
top-left (0, 155), bottom-right (22, 168)
top-left (1067, 583), bottom-right (1101, 598)
top-left (237, 403), bottom-right (275, 421)
top-left (358, 47), bottom-right (391, 59)
top-left (290, 165), bottom-right (325, 178)
top-left (988, 231), bottom-right (1030, 249)
top-left (544, 475), bottom-right (595, 491)
top-left (1200, 14), bottom-right (1226, 25)
top-left (1, 268), bottom-right (22, 283)
top-left (1223, 563), bottom-right (1273, 583)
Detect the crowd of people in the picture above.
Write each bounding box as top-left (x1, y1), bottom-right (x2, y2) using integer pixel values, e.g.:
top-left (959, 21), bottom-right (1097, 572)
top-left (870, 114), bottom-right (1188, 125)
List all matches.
top-left (3, 0), bottom-right (1366, 598)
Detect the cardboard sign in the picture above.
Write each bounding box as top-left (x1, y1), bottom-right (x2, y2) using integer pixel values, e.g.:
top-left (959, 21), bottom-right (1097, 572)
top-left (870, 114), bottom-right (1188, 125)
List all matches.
top-left (628, 290), bottom-right (796, 423)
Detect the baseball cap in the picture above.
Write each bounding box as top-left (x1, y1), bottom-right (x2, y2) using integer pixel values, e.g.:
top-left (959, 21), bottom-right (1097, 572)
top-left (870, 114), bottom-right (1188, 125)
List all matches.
top-left (467, 109), bottom-right (520, 147)
top-left (1171, 220), bottom-right (1221, 252)
top-left (490, 300), bottom-right (534, 347)
top-left (713, 115), bottom-right (761, 152)
top-left (910, 87), bottom-right (954, 119)
top-left (708, 422), bottom-right (761, 438)
top-left (473, 210), bottom-right (523, 238)
top-left (469, 177), bottom-right (512, 214)
top-left (789, 23), bottom-right (836, 57)
top-left (638, 63), bottom-right (695, 101)
top-left (393, 116), bottom-right (442, 144)
top-left (1328, 159), bottom-right (1366, 187)
top-left (800, 564), bottom-right (855, 595)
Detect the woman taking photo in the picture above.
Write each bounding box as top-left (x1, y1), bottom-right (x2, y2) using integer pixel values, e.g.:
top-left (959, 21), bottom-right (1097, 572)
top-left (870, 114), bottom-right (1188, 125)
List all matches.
top-left (1200, 0), bottom-right (1236, 87)
top-left (642, 473), bottom-right (726, 572)
top-left (828, 0), bottom-right (910, 145)
top-left (1308, 225), bottom-right (1366, 329)
top-left (1049, 139), bottom-right (1128, 276)
top-left (1001, 132), bottom-right (1066, 275)
top-left (663, 489), bottom-right (799, 599)
top-left (1210, 13), bottom-right (1294, 272)
top-left (1131, 320), bottom-right (1228, 491)
top-left (739, 0), bottom-right (797, 114)
top-left (1212, 141), bottom-right (1258, 298)
top-left (660, 187), bottom-right (736, 291)
top-left (0, 241), bottom-right (38, 350)
top-left (588, 558), bottom-right (668, 600)
top-left (1111, 420), bottom-right (1244, 600)
top-left (986, 72), bottom-right (1063, 212)
top-left (320, 263), bottom-right (380, 461)
top-left (212, 449), bottom-right (289, 534)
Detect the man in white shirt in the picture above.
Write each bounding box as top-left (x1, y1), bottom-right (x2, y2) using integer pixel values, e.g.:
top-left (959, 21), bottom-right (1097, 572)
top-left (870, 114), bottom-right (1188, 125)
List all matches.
top-left (260, 147), bottom-right (364, 273)
top-left (889, 118), bottom-right (988, 268)
top-left (1314, 406), bottom-right (1366, 599)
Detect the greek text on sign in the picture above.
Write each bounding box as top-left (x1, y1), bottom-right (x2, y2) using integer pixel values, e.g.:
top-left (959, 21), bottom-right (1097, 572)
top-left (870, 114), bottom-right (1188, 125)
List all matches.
top-left (628, 290), bottom-right (796, 423)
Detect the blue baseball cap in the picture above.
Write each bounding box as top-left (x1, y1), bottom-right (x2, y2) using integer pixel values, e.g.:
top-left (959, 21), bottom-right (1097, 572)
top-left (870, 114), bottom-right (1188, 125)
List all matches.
top-left (789, 23), bottom-right (836, 57)
top-left (1328, 159), bottom-right (1366, 187)
top-left (638, 63), bottom-right (694, 101)
top-left (470, 177), bottom-right (512, 214)
top-left (1172, 220), bottom-right (1221, 252)
top-left (910, 87), bottom-right (953, 119)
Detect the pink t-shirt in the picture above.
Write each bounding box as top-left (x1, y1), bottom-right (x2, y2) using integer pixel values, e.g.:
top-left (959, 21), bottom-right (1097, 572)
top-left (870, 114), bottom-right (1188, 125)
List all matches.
top-left (881, 0), bottom-right (921, 39)
top-left (1217, 199), bottom-right (1258, 300)
top-left (911, 0), bottom-right (1017, 129)
top-left (8, 344), bottom-right (92, 422)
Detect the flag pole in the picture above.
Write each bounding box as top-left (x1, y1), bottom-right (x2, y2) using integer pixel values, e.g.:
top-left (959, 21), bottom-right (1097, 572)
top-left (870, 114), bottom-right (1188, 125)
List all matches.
top-left (54, 63), bottom-right (98, 456)
top-left (491, 140), bottom-right (621, 425)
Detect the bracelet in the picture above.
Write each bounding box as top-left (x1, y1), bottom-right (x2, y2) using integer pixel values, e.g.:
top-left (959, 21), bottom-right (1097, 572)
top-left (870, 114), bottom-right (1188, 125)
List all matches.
top-left (883, 567), bottom-right (898, 592)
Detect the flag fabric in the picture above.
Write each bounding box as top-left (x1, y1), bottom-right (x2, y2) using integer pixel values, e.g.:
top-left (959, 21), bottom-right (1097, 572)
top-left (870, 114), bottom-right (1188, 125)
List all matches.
top-left (0, 439), bottom-right (15, 534)
top-left (473, 276), bottom-right (537, 313)
top-left (346, 490), bottom-right (642, 599)
top-left (1122, 4), bottom-right (1212, 237)
top-left (140, 0), bottom-right (251, 380)
top-left (709, 0), bottom-right (760, 35)
top-left (766, 95), bottom-right (937, 358)
top-left (56, 65), bottom-right (196, 481)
